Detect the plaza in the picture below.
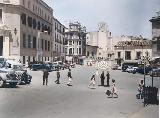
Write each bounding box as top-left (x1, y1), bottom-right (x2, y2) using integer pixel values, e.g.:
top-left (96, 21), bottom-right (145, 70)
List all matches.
top-left (0, 65), bottom-right (159, 118)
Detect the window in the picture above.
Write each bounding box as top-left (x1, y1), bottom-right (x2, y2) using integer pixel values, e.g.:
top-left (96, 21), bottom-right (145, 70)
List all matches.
top-left (33, 37), bottom-right (36, 49)
top-left (37, 21), bottom-right (40, 30)
top-left (79, 41), bottom-right (81, 45)
top-left (33, 18), bottom-right (36, 29)
top-left (28, 1), bottom-right (30, 9)
top-left (23, 56), bottom-right (25, 64)
top-left (79, 48), bottom-right (81, 55)
top-left (28, 35), bottom-right (31, 48)
top-left (69, 48), bottom-right (72, 55)
top-left (136, 52), bottom-right (141, 59)
top-left (41, 39), bottom-right (44, 50)
top-left (45, 40), bottom-right (47, 51)
top-left (48, 41), bottom-right (50, 51)
top-left (157, 38), bottom-right (160, 52)
top-left (23, 33), bottom-right (26, 48)
top-left (21, 13), bottom-right (26, 25)
top-left (87, 51), bottom-right (89, 56)
top-left (92, 52), bottom-right (94, 57)
top-left (33, 5), bottom-right (34, 11)
top-left (118, 52), bottom-right (121, 58)
top-left (27, 16), bottom-right (32, 27)
top-left (125, 51), bottom-right (131, 60)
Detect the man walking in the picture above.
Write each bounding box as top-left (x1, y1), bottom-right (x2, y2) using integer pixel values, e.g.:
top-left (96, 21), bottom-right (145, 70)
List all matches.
top-left (55, 69), bottom-right (60, 84)
top-left (43, 69), bottom-right (49, 85)
top-left (100, 71), bottom-right (105, 86)
top-left (106, 71), bottom-right (110, 87)
top-left (67, 69), bottom-right (72, 86)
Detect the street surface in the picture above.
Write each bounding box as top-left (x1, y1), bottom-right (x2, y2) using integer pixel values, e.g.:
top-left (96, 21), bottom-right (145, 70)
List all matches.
top-left (0, 65), bottom-right (159, 118)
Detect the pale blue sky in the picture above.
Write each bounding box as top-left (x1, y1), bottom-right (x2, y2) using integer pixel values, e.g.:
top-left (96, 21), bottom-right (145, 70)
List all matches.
top-left (44, 0), bottom-right (160, 38)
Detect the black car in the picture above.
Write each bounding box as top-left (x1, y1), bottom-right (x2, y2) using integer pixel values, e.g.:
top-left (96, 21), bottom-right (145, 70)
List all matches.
top-left (31, 64), bottom-right (52, 72)
top-left (122, 65), bottom-right (129, 72)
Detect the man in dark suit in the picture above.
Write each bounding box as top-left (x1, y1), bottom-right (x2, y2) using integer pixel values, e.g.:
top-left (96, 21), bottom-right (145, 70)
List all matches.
top-left (43, 69), bottom-right (49, 85)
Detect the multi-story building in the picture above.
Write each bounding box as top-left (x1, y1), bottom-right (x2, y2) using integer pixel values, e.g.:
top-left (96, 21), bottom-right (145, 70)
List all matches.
top-left (86, 22), bottom-right (113, 60)
top-left (114, 37), bottom-right (152, 65)
top-left (0, 0), bottom-right (53, 64)
top-left (52, 17), bottom-right (66, 62)
top-left (65, 22), bottom-right (86, 63)
top-left (150, 11), bottom-right (160, 58)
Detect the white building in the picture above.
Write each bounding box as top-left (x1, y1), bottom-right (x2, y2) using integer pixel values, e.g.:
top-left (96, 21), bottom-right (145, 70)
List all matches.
top-left (65, 22), bottom-right (86, 63)
top-left (114, 38), bottom-right (152, 65)
top-left (0, 0), bottom-right (53, 64)
top-left (150, 11), bottom-right (160, 58)
top-left (53, 18), bottom-right (66, 62)
top-left (86, 22), bottom-right (113, 60)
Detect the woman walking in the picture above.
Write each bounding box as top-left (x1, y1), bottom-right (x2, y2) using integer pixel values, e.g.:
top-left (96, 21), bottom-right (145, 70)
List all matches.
top-left (88, 75), bottom-right (96, 88)
top-left (67, 69), bottom-right (72, 86)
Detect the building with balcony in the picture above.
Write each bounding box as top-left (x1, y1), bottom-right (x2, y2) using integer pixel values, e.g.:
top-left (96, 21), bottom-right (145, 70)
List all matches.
top-left (0, 0), bottom-right (53, 64)
top-left (150, 11), bottom-right (160, 58)
top-left (65, 22), bottom-right (86, 63)
top-left (52, 17), bottom-right (66, 62)
top-left (114, 37), bottom-right (152, 65)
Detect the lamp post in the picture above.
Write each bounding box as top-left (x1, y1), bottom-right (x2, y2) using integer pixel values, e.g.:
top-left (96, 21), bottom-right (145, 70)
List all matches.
top-left (141, 54), bottom-right (151, 107)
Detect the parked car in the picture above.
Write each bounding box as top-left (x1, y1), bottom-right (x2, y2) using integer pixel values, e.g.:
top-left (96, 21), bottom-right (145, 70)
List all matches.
top-left (111, 65), bottom-right (119, 70)
top-left (52, 62), bottom-right (60, 70)
top-left (122, 65), bottom-right (129, 72)
top-left (31, 64), bottom-right (45, 71)
top-left (126, 66), bottom-right (138, 73)
top-left (70, 63), bottom-right (75, 68)
top-left (136, 67), bottom-right (152, 74)
top-left (0, 68), bottom-right (19, 87)
top-left (150, 68), bottom-right (160, 77)
top-left (64, 63), bottom-right (70, 69)
top-left (5, 60), bottom-right (32, 84)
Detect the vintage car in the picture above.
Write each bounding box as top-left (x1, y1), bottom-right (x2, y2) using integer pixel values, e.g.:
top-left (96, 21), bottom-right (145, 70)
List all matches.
top-left (0, 68), bottom-right (19, 87)
top-left (5, 60), bottom-right (32, 84)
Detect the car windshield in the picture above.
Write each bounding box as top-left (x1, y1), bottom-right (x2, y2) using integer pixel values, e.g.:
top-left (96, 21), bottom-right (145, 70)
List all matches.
top-left (13, 65), bottom-right (23, 70)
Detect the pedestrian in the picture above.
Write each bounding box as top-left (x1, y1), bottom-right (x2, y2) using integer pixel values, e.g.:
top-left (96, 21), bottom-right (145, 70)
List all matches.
top-left (88, 75), bottom-right (96, 88)
top-left (67, 69), bottom-right (72, 86)
top-left (100, 71), bottom-right (105, 86)
top-left (111, 79), bottom-right (118, 98)
top-left (43, 69), bottom-right (49, 85)
top-left (106, 71), bottom-right (110, 87)
top-left (137, 80), bottom-right (144, 99)
top-left (55, 69), bottom-right (60, 84)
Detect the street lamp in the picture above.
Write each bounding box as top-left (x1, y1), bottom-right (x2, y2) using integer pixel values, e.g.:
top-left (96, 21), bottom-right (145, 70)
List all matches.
top-left (141, 54), bottom-right (151, 106)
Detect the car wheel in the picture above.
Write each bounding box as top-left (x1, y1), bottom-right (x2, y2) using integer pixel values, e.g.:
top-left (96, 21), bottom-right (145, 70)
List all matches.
top-left (10, 83), bottom-right (17, 88)
top-left (0, 78), bottom-right (4, 87)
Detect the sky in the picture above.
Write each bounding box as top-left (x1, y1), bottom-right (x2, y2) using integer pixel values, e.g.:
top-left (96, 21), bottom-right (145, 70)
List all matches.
top-left (44, 0), bottom-right (160, 38)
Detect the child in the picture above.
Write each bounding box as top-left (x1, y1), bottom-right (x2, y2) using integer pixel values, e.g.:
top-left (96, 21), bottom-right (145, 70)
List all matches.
top-left (111, 79), bottom-right (118, 98)
top-left (88, 75), bottom-right (96, 88)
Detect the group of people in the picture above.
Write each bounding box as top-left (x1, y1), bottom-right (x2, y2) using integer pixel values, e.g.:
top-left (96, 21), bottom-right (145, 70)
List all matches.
top-left (42, 68), bottom-right (118, 98)
top-left (43, 69), bottom-right (73, 86)
top-left (88, 70), bottom-right (118, 98)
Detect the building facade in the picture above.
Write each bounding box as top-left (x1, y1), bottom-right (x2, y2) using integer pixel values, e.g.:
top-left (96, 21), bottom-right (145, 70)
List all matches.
top-left (114, 38), bottom-right (152, 65)
top-left (0, 0), bottom-right (53, 64)
top-left (150, 11), bottom-right (160, 58)
top-left (86, 22), bottom-right (113, 60)
top-left (65, 22), bottom-right (86, 63)
top-left (52, 18), bottom-right (66, 62)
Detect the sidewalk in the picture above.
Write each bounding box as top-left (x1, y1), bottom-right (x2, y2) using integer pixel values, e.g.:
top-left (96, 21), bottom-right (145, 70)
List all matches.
top-left (129, 105), bottom-right (159, 118)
